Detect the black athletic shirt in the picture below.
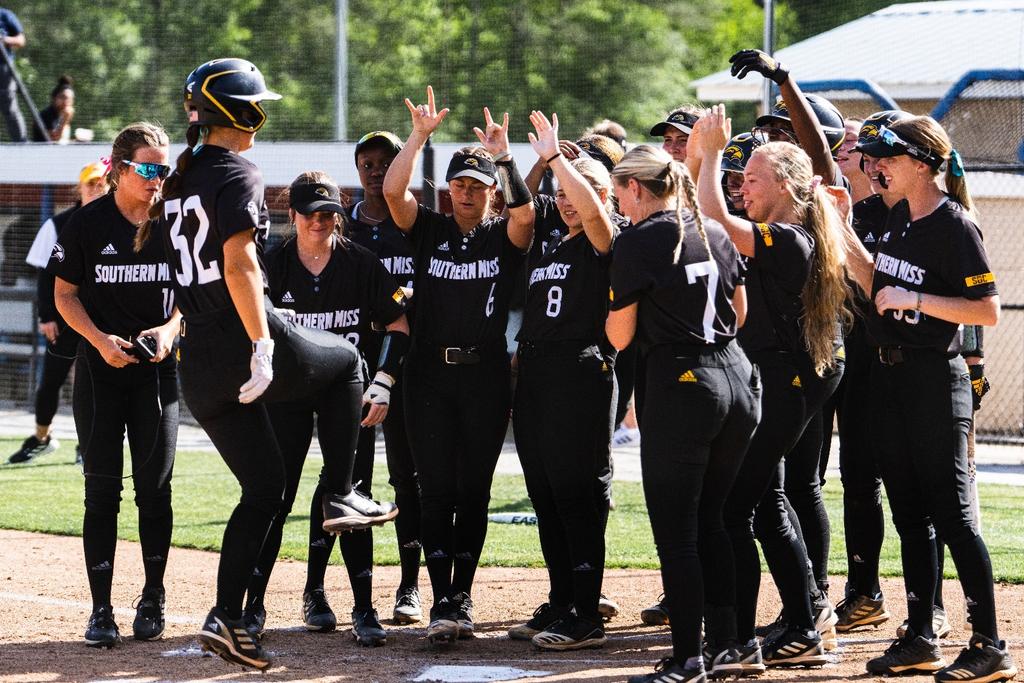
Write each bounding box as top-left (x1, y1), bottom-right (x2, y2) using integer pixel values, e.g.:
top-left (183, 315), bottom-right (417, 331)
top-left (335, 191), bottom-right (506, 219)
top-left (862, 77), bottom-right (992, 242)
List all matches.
top-left (519, 226), bottom-right (618, 343)
top-left (609, 210), bottom-right (742, 349)
top-left (265, 234), bottom-right (405, 354)
top-left (737, 222), bottom-right (813, 354)
top-left (408, 205), bottom-right (525, 346)
top-left (345, 206), bottom-right (416, 290)
top-left (39, 203), bottom-right (81, 324)
top-left (867, 198), bottom-right (997, 352)
top-left (51, 193), bottom-right (173, 339)
top-left (852, 194), bottom-right (889, 252)
top-left (157, 145), bottom-right (271, 318)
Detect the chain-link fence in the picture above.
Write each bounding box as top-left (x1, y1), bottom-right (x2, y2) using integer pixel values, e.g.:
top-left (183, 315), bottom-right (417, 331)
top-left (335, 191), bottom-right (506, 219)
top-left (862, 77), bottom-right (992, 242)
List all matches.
top-left (1, 0), bottom-right (1022, 439)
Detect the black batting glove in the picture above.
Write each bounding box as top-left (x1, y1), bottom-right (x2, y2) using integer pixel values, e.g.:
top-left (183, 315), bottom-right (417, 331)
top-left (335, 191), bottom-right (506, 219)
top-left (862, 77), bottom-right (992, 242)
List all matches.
top-left (969, 363), bottom-right (990, 412)
top-left (729, 49), bottom-right (789, 85)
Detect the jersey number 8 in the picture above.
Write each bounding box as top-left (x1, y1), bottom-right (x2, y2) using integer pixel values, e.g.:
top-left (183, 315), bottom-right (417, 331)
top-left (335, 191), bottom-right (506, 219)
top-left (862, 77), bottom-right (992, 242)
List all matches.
top-left (166, 195), bottom-right (222, 287)
top-left (546, 285), bottom-right (562, 318)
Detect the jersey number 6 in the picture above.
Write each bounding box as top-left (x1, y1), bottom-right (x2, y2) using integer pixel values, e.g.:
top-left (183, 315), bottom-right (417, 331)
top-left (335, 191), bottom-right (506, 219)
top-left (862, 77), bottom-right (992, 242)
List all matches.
top-left (166, 195), bottom-right (222, 287)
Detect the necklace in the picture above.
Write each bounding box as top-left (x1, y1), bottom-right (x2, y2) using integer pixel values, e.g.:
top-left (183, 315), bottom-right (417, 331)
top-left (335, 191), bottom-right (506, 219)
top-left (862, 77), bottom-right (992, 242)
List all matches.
top-left (357, 201), bottom-right (386, 224)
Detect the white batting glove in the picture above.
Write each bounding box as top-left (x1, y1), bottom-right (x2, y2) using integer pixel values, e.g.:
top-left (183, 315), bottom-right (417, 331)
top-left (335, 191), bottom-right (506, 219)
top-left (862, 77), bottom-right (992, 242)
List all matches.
top-left (239, 338), bottom-right (275, 403)
top-left (362, 371), bottom-right (395, 406)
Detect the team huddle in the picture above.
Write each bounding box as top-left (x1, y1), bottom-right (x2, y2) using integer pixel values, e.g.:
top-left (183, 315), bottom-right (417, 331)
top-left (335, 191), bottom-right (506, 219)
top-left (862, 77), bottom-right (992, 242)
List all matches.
top-left (17, 50), bottom-right (1017, 683)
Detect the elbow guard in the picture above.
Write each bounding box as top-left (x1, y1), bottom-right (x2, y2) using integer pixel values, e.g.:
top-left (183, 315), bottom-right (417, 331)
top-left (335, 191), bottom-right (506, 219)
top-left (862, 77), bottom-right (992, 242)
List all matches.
top-left (496, 158), bottom-right (532, 209)
top-left (376, 329), bottom-right (410, 379)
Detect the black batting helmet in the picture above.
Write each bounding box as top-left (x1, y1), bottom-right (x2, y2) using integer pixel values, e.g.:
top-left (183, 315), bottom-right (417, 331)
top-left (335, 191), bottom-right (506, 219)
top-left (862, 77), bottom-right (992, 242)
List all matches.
top-left (755, 94), bottom-right (845, 156)
top-left (183, 58), bottom-right (281, 133)
top-left (721, 132), bottom-right (760, 173)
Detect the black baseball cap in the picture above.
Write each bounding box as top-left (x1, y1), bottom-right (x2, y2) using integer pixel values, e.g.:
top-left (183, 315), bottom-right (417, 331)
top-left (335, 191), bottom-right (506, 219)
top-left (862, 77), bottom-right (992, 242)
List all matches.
top-left (446, 152), bottom-right (497, 186)
top-left (650, 111), bottom-right (699, 137)
top-left (354, 130), bottom-right (403, 162)
top-left (290, 180), bottom-right (345, 214)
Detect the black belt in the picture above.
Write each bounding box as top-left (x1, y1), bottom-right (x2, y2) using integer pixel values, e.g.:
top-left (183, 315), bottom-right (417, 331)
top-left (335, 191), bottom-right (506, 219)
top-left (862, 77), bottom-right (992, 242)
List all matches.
top-left (441, 346), bottom-right (481, 365)
top-left (517, 340), bottom-right (598, 359)
top-left (877, 347), bottom-right (951, 366)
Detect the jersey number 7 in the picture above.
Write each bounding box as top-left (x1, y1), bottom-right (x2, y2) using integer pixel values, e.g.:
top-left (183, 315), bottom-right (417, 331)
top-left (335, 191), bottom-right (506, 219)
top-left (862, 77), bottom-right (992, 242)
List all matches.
top-left (166, 195), bottom-right (222, 287)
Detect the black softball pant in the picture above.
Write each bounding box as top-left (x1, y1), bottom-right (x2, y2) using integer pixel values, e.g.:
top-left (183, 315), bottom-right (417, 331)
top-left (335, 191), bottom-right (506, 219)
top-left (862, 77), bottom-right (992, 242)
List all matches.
top-left (74, 344), bottom-right (178, 609)
top-left (724, 350), bottom-right (842, 641)
top-left (785, 405), bottom-right (832, 595)
top-left (35, 325), bottom-right (81, 427)
top-left (642, 341), bottom-right (761, 660)
top-left (836, 325), bottom-right (884, 598)
top-left (179, 306), bottom-right (363, 619)
top-left (613, 341), bottom-right (637, 427)
top-left (381, 377), bottom-right (423, 590)
top-left (871, 352), bottom-right (998, 641)
top-left (403, 342), bottom-right (511, 606)
top-left (512, 344), bottom-right (614, 624)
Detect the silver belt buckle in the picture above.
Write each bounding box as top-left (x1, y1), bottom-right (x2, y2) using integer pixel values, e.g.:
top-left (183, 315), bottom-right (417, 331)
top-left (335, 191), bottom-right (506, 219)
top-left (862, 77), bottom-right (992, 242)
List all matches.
top-left (444, 347), bottom-right (459, 364)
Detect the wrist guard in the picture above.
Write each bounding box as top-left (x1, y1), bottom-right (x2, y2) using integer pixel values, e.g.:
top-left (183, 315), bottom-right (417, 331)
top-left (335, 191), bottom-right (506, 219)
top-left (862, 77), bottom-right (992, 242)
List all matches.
top-left (495, 157), bottom-right (532, 209)
top-left (376, 330), bottom-right (410, 379)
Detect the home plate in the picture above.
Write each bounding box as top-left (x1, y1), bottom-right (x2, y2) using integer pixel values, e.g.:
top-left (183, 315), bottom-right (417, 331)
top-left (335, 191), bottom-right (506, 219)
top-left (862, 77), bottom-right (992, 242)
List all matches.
top-left (413, 665), bottom-right (552, 682)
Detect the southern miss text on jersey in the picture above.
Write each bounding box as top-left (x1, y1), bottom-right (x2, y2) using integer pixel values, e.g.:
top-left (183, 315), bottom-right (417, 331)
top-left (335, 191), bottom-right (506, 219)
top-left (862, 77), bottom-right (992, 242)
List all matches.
top-left (737, 221), bottom-right (814, 355)
top-left (265, 234), bottom-right (405, 351)
top-left (158, 146), bottom-right (271, 318)
top-left (867, 198), bottom-right (997, 352)
top-left (519, 228), bottom-right (617, 344)
top-left (408, 205), bottom-right (525, 346)
top-left (51, 193), bottom-right (174, 339)
top-left (345, 208), bottom-right (415, 290)
top-left (609, 210), bottom-right (742, 349)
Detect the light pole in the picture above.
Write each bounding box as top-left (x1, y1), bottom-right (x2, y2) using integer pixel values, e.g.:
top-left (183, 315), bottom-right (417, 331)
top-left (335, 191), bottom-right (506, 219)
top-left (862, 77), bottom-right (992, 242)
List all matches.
top-left (335, 0), bottom-right (348, 140)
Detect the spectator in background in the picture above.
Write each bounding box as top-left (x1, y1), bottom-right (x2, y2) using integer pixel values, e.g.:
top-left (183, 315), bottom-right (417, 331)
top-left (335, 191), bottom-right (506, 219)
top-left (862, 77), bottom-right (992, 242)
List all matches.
top-left (0, 6), bottom-right (27, 142)
top-left (8, 158), bottom-right (110, 465)
top-left (33, 75), bottom-right (75, 143)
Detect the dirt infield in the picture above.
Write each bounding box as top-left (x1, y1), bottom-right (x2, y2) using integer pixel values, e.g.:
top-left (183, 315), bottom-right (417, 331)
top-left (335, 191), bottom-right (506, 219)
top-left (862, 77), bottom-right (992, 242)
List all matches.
top-left (1, 529), bottom-right (1022, 682)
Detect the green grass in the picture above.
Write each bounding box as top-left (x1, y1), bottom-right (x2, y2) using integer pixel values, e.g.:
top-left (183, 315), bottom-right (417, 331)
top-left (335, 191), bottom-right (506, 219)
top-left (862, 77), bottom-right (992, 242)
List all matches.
top-left (1, 437), bottom-right (1022, 582)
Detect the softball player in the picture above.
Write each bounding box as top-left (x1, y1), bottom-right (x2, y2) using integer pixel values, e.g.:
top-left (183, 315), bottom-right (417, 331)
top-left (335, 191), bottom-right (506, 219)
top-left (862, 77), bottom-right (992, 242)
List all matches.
top-left (694, 105), bottom-right (850, 668)
top-left (239, 172), bottom-right (409, 647)
top-left (9, 159), bottom-right (109, 465)
top-left (51, 124), bottom-right (180, 647)
top-left (382, 87), bottom-right (535, 643)
top-left (844, 116), bottom-right (1016, 682)
top-left (609, 144), bottom-right (758, 683)
top-left (507, 112), bottom-right (616, 651)
top-left (150, 58), bottom-right (395, 669)
top-left (345, 131), bottom-right (424, 624)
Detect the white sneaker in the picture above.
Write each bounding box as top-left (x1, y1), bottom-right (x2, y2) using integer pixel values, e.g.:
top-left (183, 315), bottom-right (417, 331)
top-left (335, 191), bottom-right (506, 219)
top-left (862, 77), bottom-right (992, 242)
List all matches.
top-left (612, 427), bottom-right (640, 446)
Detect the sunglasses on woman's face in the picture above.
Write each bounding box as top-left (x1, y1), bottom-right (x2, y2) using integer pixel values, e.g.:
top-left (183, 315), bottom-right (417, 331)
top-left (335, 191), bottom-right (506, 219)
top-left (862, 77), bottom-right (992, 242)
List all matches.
top-left (122, 160), bottom-right (171, 180)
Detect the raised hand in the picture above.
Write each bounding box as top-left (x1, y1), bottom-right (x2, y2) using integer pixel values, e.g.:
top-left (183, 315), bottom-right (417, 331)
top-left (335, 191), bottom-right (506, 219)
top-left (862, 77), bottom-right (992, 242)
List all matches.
top-left (404, 85), bottom-right (449, 136)
top-left (527, 110), bottom-right (560, 161)
top-left (695, 104), bottom-right (731, 155)
top-left (729, 49), bottom-right (789, 85)
top-left (473, 106), bottom-right (511, 157)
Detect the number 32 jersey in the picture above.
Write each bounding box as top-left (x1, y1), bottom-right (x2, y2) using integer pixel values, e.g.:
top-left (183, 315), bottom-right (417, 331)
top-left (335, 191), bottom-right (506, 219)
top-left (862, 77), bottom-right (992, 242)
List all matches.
top-left (609, 210), bottom-right (742, 349)
top-left (157, 146), bottom-right (271, 318)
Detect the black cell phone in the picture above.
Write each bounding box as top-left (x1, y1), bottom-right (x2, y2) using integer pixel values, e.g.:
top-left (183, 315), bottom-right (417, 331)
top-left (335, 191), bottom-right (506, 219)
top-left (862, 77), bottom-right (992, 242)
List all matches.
top-left (132, 335), bottom-right (157, 360)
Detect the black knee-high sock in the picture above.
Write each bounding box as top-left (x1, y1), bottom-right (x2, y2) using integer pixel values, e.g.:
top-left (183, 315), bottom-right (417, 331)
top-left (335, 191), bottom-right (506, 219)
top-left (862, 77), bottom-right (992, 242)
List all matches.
top-left (217, 503), bottom-right (275, 619)
top-left (398, 540), bottom-right (422, 591)
top-left (933, 534), bottom-right (946, 609)
top-left (138, 508), bottom-right (172, 594)
top-left (305, 482), bottom-right (337, 593)
top-left (340, 529), bottom-right (374, 611)
top-left (83, 511), bottom-right (118, 609)
top-left (947, 535), bottom-right (998, 641)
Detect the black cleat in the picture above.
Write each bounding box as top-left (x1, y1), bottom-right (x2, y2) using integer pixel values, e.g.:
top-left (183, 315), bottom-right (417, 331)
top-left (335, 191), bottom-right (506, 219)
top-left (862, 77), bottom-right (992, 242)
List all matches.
top-left (703, 644), bottom-right (745, 679)
top-left (866, 628), bottom-right (945, 676)
top-left (322, 490), bottom-right (398, 533)
top-left (426, 598), bottom-right (459, 644)
top-left (762, 627), bottom-right (828, 668)
top-left (302, 589), bottom-right (337, 632)
top-left (629, 656), bottom-right (707, 683)
top-left (641, 594), bottom-right (670, 626)
top-left (734, 638), bottom-right (768, 676)
top-left (935, 633), bottom-right (1018, 682)
top-left (243, 599), bottom-right (267, 640)
top-left (754, 609), bottom-right (787, 641)
top-left (393, 585), bottom-right (422, 624)
top-left (8, 435), bottom-right (58, 464)
top-left (509, 602), bottom-right (570, 641)
top-left (352, 608), bottom-right (387, 647)
top-left (197, 606), bottom-right (271, 670)
top-left (835, 592), bottom-right (890, 632)
top-left (132, 589), bottom-right (165, 641)
top-left (84, 605), bottom-right (119, 648)
top-left (451, 592), bottom-right (474, 639)
top-left (532, 614), bottom-right (607, 651)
